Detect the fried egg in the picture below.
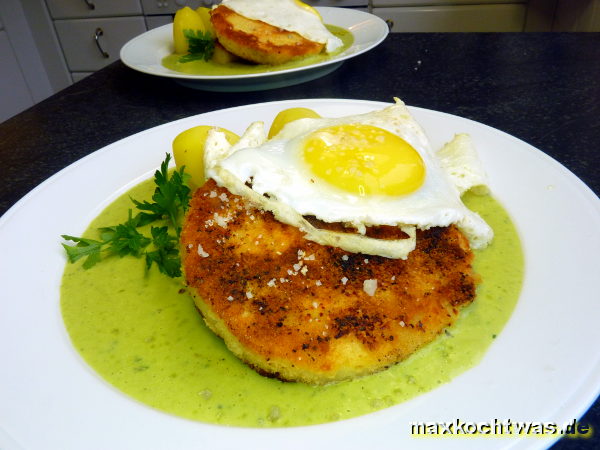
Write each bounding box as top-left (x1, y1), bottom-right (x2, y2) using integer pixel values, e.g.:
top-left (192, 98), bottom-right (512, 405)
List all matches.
top-left (204, 98), bottom-right (493, 258)
top-left (217, 0), bottom-right (343, 53)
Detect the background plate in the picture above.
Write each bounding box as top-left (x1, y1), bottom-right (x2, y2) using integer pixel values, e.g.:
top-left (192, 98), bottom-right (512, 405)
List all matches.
top-left (1, 100), bottom-right (599, 450)
top-left (120, 8), bottom-right (389, 92)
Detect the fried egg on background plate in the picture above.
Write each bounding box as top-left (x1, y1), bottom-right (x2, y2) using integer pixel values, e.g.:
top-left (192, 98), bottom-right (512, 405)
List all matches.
top-left (218, 0), bottom-right (343, 53)
top-left (204, 98), bottom-right (493, 259)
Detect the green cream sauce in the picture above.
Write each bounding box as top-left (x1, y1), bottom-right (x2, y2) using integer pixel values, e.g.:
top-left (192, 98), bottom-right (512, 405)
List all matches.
top-left (61, 179), bottom-right (523, 427)
top-left (161, 25), bottom-right (353, 76)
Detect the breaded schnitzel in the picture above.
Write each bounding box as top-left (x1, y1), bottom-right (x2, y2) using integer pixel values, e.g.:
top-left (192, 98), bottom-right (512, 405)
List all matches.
top-left (210, 5), bottom-right (325, 65)
top-left (181, 180), bottom-right (478, 384)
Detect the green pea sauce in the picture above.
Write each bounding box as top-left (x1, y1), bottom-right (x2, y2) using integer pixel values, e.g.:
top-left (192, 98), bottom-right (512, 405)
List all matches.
top-left (61, 179), bottom-right (523, 427)
top-left (161, 25), bottom-right (353, 76)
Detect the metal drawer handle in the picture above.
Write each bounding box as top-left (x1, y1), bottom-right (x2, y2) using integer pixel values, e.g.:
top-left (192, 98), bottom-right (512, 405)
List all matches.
top-left (94, 28), bottom-right (109, 58)
top-left (83, 0), bottom-right (95, 10)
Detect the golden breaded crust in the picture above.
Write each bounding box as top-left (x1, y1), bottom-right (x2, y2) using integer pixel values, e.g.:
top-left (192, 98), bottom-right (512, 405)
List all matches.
top-left (181, 180), bottom-right (478, 384)
top-left (210, 5), bottom-right (324, 65)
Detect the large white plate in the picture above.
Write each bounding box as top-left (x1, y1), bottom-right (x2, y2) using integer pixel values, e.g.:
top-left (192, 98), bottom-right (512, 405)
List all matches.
top-left (1, 100), bottom-right (599, 450)
top-left (120, 7), bottom-right (388, 92)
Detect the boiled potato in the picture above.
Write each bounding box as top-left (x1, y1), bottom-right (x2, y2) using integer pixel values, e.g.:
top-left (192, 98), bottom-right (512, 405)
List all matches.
top-left (212, 42), bottom-right (239, 65)
top-left (268, 107), bottom-right (321, 139)
top-left (195, 7), bottom-right (215, 37)
top-left (173, 7), bottom-right (205, 54)
top-left (173, 126), bottom-right (239, 188)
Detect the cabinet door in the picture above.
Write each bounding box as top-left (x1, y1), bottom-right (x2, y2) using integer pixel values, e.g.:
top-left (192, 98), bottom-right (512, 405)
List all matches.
top-left (373, 4), bottom-right (526, 32)
top-left (308, 0), bottom-right (368, 6)
top-left (54, 17), bottom-right (147, 72)
top-left (139, 0), bottom-right (367, 15)
top-left (46, 0), bottom-right (143, 19)
top-left (372, 0), bottom-right (524, 5)
top-left (71, 72), bottom-right (94, 83)
top-left (140, 0), bottom-right (216, 16)
top-left (145, 14), bottom-right (173, 30)
top-left (0, 30), bottom-right (34, 122)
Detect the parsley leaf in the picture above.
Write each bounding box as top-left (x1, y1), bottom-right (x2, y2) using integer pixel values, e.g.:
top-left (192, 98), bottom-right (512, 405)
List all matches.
top-left (61, 236), bottom-right (104, 269)
top-left (145, 226), bottom-right (181, 278)
top-left (131, 153), bottom-right (191, 236)
top-left (178, 29), bottom-right (215, 63)
top-left (146, 227), bottom-right (181, 277)
top-left (98, 210), bottom-right (151, 257)
top-left (61, 210), bottom-right (151, 269)
top-left (61, 153), bottom-right (191, 278)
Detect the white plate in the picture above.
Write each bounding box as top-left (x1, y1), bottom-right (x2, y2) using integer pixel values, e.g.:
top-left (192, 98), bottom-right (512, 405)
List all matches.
top-left (1, 100), bottom-right (599, 450)
top-left (120, 8), bottom-right (388, 92)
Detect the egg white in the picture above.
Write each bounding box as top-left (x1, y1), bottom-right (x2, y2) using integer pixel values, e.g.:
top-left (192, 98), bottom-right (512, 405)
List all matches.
top-left (204, 99), bottom-right (493, 257)
top-left (218, 0), bottom-right (343, 52)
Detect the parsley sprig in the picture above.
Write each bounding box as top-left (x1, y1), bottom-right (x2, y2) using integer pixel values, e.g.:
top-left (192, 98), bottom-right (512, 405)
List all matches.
top-left (146, 226), bottom-right (181, 278)
top-left (131, 155), bottom-right (190, 234)
top-left (178, 29), bottom-right (215, 63)
top-left (61, 153), bottom-right (191, 278)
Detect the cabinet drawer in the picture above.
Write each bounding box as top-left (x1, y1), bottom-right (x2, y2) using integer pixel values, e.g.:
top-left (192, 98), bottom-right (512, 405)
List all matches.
top-left (139, 0), bottom-right (367, 15)
top-left (307, 0), bottom-right (369, 6)
top-left (46, 0), bottom-right (143, 19)
top-left (373, 4), bottom-right (526, 31)
top-left (140, 0), bottom-right (218, 16)
top-left (54, 17), bottom-right (147, 71)
top-left (372, 0), bottom-right (524, 5)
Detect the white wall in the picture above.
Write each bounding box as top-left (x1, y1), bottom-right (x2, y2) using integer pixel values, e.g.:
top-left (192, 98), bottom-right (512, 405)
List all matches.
top-left (0, 0), bottom-right (74, 122)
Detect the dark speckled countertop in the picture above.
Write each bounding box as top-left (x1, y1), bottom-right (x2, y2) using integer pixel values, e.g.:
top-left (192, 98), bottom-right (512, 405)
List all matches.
top-left (1, 33), bottom-right (599, 449)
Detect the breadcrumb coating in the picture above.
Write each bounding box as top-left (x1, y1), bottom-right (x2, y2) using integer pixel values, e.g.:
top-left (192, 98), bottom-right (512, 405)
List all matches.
top-left (181, 180), bottom-right (478, 384)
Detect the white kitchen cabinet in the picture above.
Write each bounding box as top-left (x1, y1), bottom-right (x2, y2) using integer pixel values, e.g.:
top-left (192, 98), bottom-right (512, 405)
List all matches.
top-left (45, 0), bottom-right (143, 19)
top-left (307, 0), bottom-right (368, 6)
top-left (138, 0), bottom-right (366, 15)
top-left (45, 0), bottom-right (147, 80)
top-left (71, 72), bottom-right (93, 83)
top-left (145, 14), bottom-right (173, 30)
top-left (0, 29), bottom-right (34, 123)
top-left (54, 17), bottom-right (147, 72)
top-left (140, 0), bottom-right (217, 16)
top-left (372, 0), bottom-right (524, 5)
top-left (373, 4), bottom-right (527, 32)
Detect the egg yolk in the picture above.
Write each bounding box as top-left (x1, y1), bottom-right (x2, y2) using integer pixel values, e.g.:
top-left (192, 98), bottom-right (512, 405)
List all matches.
top-left (303, 124), bottom-right (426, 196)
top-left (293, 0), bottom-right (322, 20)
